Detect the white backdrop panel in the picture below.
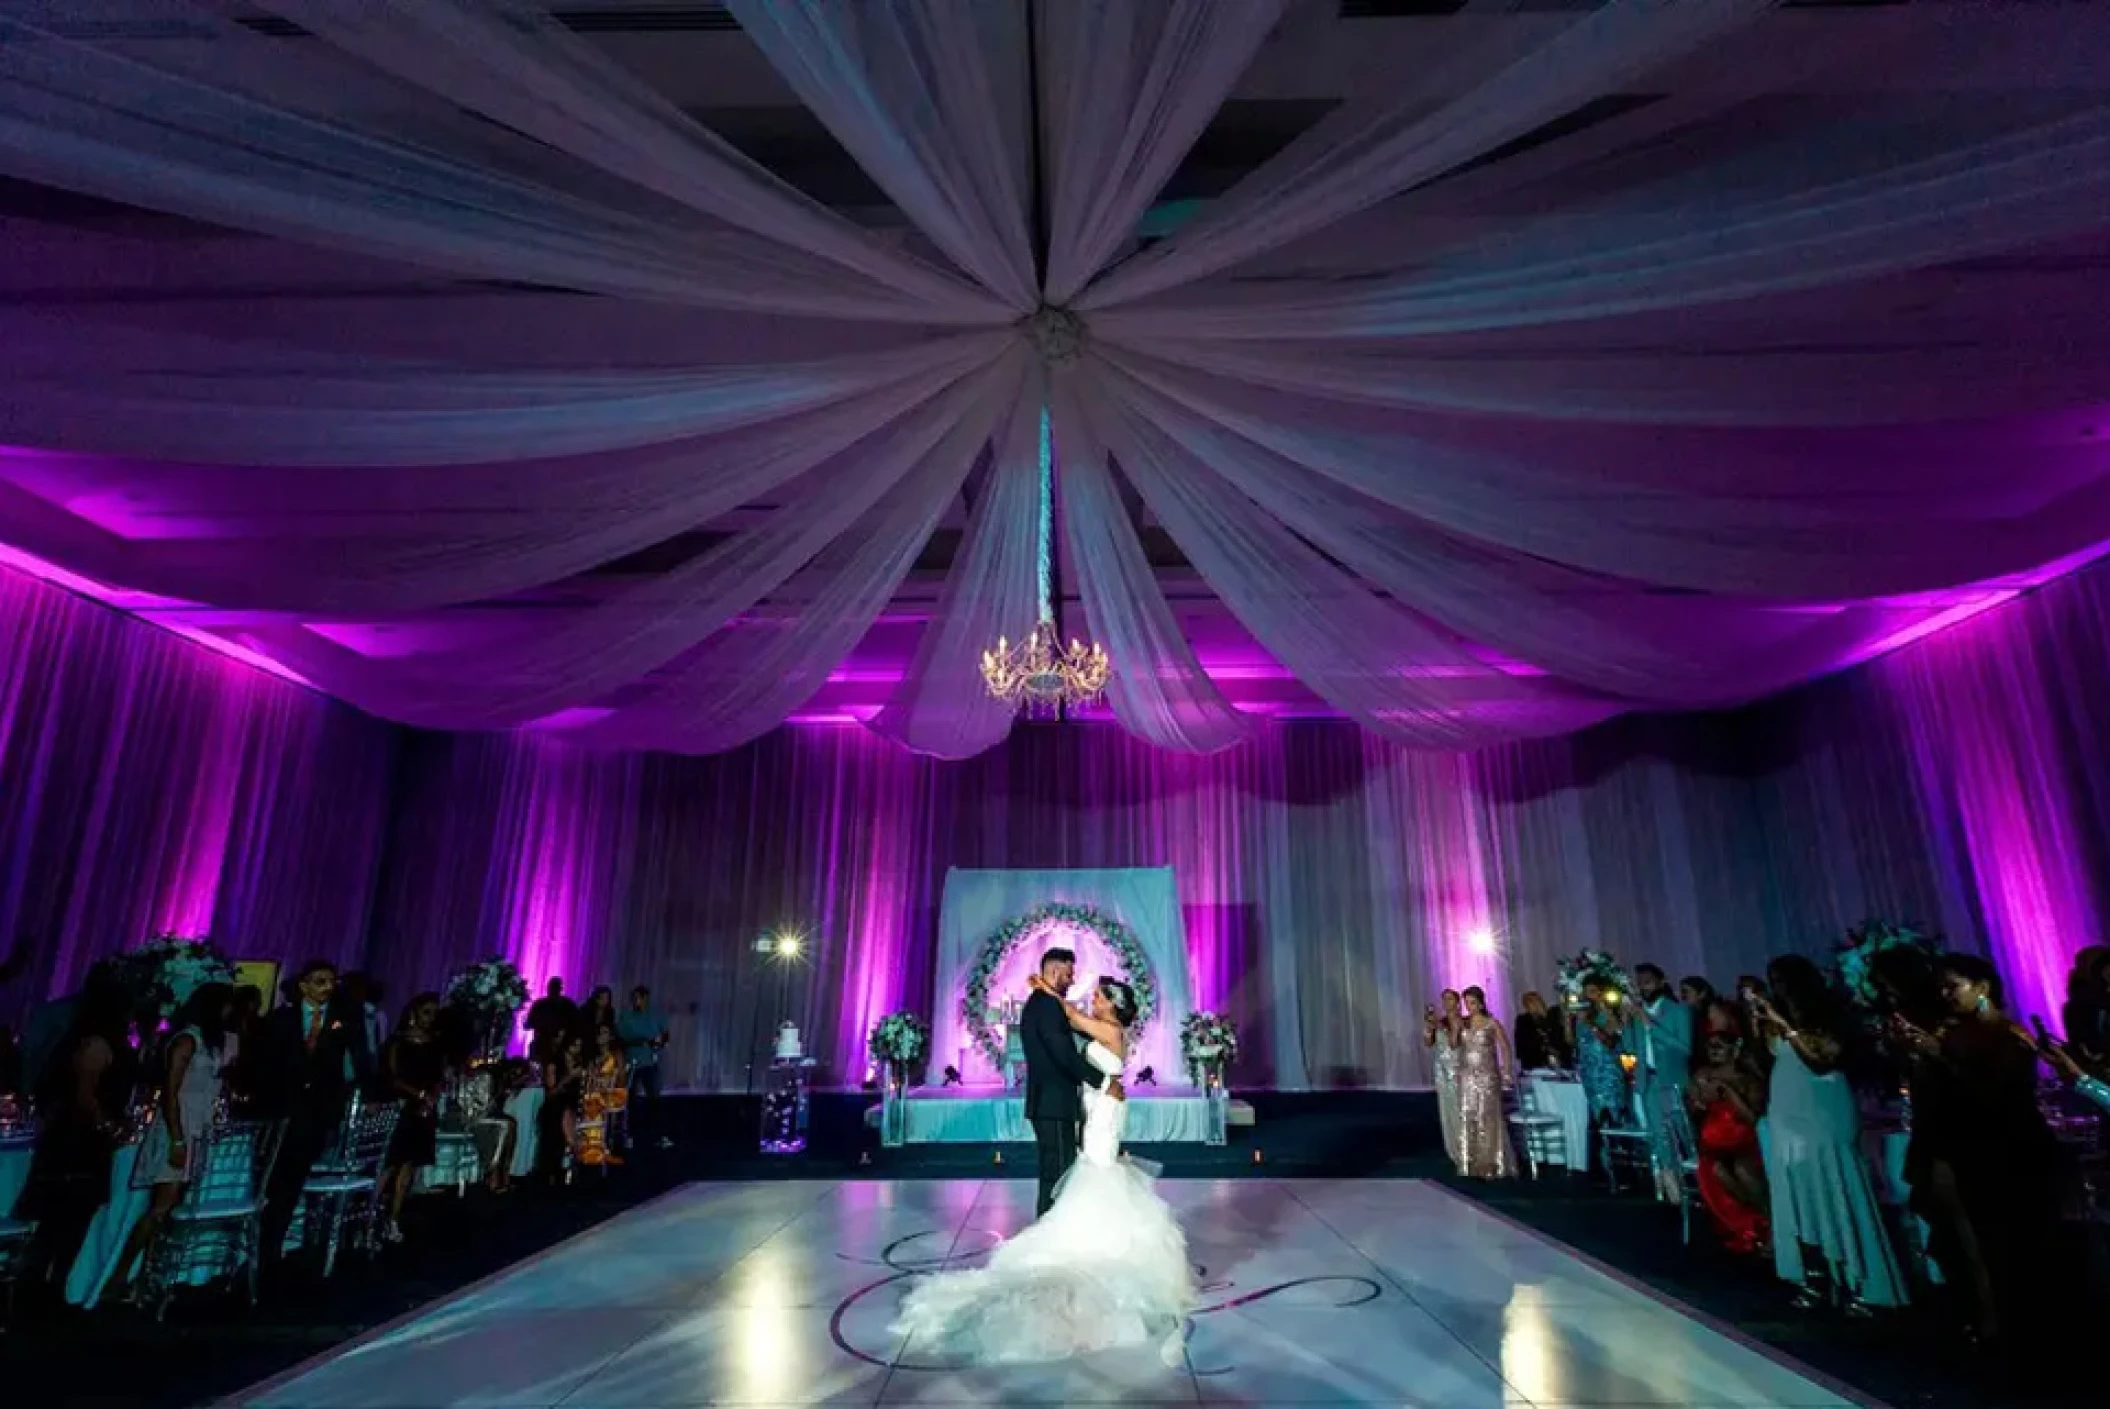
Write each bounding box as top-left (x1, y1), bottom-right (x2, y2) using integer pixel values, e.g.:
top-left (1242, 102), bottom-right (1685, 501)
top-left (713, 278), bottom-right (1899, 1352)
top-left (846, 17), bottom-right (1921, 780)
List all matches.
top-left (931, 866), bottom-right (1192, 1085)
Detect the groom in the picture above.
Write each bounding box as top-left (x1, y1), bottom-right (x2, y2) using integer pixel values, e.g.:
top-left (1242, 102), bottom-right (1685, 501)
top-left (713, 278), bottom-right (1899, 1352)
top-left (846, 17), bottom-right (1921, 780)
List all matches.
top-left (1020, 947), bottom-right (1121, 1217)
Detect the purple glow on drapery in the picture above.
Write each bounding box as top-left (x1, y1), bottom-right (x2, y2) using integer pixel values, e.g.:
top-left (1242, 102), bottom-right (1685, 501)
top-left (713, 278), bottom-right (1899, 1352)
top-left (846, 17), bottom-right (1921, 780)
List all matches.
top-left (491, 744), bottom-right (635, 1050)
top-left (0, 563), bottom-right (394, 1016)
top-left (149, 686), bottom-right (250, 939)
top-left (1884, 626), bottom-right (2091, 1031)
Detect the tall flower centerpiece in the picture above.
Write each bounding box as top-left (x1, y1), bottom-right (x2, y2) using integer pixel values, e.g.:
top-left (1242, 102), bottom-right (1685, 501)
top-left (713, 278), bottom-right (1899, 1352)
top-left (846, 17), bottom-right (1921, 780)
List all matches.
top-left (445, 956), bottom-right (531, 1060)
top-left (1179, 1011), bottom-right (1240, 1088)
top-left (869, 1010), bottom-right (930, 1087)
top-left (112, 934), bottom-right (236, 1020)
top-left (1833, 920), bottom-right (1944, 1011)
top-left (1555, 948), bottom-right (1631, 1009)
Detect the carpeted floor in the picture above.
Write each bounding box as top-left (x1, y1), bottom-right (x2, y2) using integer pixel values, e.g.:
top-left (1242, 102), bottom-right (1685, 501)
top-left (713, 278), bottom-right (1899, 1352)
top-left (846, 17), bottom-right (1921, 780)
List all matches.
top-left (3, 1093), bottom-right (2096, 1408)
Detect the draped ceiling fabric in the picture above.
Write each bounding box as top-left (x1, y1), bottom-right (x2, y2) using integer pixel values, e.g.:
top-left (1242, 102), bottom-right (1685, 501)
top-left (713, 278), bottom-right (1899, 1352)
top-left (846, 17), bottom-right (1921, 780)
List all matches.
top-left (1, 1), bottom-right (2109, 753)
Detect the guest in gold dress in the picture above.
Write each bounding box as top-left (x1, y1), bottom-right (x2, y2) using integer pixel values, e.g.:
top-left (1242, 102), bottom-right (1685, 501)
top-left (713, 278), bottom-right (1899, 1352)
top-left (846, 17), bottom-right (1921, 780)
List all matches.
top-left (1455, 986), bottom-right (1517, 1179)
top-left (1424, 989), bottom-right (1463, 1163)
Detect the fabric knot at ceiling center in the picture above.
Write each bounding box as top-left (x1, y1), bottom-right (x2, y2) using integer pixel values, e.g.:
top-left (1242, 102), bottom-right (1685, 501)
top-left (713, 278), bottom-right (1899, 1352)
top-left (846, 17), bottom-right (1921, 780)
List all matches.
top-left (1023, 305), bottom-right (1087, 369)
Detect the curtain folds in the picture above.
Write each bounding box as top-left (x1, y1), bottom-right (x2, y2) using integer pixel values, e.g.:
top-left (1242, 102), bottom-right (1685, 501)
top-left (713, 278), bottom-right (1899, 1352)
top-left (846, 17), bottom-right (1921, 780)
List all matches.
top-left (1053, 375), bottom-right (1252, 755)
top-left (866, 385), bottom-right (1044, 759)
top-left (0, 0), bottom-right (2105, 753)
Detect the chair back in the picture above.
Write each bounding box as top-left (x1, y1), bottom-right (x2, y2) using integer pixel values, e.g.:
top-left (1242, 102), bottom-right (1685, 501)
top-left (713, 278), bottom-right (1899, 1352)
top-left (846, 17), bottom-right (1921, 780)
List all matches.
top-left (329, 1095), bottom-right (402, 1176)
top-left (1655, 1084), bottom-right (1700, 1174)
top-left (185, 1118), bottom-right (285, 1213)
top-left (446, 1069), bottom-right (496, 1127)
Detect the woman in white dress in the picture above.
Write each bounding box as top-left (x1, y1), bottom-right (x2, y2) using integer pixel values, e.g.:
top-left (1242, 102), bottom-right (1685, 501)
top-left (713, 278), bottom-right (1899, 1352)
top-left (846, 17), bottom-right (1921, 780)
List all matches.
top-left (108, 982), bottom-right (235, 1302)
top-left (892, 976), bottom-right (1195, 1365)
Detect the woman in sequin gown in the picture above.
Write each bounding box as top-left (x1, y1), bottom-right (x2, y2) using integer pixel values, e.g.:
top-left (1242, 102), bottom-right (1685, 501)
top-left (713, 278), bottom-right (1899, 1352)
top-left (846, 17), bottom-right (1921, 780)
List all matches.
top-left (1424, 989), bottom-right (1463, 1164)
top-left (1454, 987), bottom-right (1517, 1179)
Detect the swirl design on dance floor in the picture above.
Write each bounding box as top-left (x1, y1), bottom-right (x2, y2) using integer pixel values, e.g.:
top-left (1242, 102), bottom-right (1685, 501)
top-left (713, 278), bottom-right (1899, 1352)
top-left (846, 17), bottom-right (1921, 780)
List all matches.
top-left (827, 1229), bottom-right (1384, 1374)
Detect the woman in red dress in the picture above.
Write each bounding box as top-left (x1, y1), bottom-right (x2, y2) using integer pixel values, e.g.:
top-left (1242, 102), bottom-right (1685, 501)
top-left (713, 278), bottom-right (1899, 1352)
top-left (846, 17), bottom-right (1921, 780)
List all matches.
top-left (1687, 1024), bottom-right (1770, 1254)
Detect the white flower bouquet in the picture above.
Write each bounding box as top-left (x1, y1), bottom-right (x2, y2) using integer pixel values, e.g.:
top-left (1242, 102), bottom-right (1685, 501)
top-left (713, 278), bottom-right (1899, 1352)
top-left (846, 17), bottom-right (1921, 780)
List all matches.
top-left (445, 956), bottom-right (530, 1017)
top-left (1179, 1011), bottom-right (1240, 1084)
top-left (113, 934), bottom-right (236, 1018)
top-left (870, 1010), bottom-right (929, 1071)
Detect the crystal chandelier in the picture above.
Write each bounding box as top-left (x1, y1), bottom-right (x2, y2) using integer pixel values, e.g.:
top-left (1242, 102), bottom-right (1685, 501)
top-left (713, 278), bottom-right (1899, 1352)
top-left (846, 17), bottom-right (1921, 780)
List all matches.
top-left (980, 407), bottom-right (1111, 714)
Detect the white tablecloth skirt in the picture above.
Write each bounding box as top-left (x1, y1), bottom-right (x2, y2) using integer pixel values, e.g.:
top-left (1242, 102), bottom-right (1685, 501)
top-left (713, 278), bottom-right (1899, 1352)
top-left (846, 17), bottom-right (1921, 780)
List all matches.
top-left (894, 1090), bottom-right (1215, 1144)
top-left (1521, 1073), bottom-right (1592, 1171)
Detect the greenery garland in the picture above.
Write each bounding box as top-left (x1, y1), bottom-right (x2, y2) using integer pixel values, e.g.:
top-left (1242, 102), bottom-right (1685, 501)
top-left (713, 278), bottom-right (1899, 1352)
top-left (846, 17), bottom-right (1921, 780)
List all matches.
top-left (962, 902), bottom-right (1158, 1068)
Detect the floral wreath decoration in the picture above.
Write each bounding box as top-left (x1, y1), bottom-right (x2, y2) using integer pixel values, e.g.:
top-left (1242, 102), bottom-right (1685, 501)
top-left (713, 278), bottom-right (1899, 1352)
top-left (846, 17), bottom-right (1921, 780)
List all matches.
top-left (961, 901), bottom-right (1157, 1068)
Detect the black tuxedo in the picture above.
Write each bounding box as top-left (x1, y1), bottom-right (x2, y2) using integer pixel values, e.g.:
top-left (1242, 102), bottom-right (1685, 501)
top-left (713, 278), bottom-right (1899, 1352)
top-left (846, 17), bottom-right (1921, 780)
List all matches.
top-left (1020, 988), bottom-right (1108, 1216)
top-left (256, 1001), bottom-right (358, 1267)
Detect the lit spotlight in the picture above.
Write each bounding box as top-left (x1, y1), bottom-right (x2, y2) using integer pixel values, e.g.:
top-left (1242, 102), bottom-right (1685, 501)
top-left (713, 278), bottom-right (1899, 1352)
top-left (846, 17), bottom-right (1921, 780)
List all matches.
top-left (1466, 926), bottom-right (1498, 957)
top-left (773, 931), bottom-right (803, 959)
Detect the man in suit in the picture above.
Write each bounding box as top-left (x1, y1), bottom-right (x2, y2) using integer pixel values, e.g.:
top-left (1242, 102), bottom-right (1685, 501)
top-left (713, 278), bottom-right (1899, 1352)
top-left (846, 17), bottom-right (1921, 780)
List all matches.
top-left (255, 959), bottom-right (359, 1273)
top-left (1626, 962), bottom-right (1696, 1198)
top-left (1020, 947), bottom-right (1120, 1218)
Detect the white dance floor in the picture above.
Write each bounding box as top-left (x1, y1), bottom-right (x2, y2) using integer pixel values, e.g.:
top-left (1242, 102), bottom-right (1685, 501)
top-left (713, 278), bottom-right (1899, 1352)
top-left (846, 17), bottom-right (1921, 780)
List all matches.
top-left (223, 1179), bottom-right (1874, 1408)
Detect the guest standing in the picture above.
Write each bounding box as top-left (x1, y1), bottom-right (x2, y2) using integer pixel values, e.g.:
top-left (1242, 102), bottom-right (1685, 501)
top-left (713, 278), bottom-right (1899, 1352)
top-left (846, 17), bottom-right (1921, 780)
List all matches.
top-left (536, 1030), bottom-right (587, 1184)
top-left (1575, 979), bottom-right (1629, 1126)
top-left (1899, 955), bottom-right (2068, 1346)
top-left (340, 972), bottom-right (389, 1087)
top-left (581, 986), bottom-right (618, 1048)
top-left (108, 983), bottom-right (234, 1302)
top-left (1424, 989), bottom-right (1463, 1164)
top-left (1628, 963), bottom-right (1696, 1197)
top-left (17, 971), bottom-right (135, 1309)
top-left (617, 985), bottom-right (672, 1150)
top-left (377, 994), bottom-right (445, 1244)
top-left (1453, 987), bottom-right (1516, 1179)
top-left (1748, 955), bottom-right (1905, 1309)
top-left (2061, 945), bottom-right (2110, 1064)
top-left (1513, 991), bottom-right (1572, 1071)
top-left (255, 961), bottom-right (358, 1274)
top-left (523, 978), bottom-right (578, 1064)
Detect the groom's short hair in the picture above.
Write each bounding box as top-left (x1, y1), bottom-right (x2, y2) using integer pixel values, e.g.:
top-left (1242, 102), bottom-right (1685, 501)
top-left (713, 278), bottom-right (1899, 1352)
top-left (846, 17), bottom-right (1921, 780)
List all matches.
top-left (1039, 947), bottom-right (1076, 972)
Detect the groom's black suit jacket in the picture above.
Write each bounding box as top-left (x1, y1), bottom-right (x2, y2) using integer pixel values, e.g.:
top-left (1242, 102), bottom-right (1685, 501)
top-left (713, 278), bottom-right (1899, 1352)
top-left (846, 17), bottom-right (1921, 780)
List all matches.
top-left (1020, 988), bottom-right (1108, 1122)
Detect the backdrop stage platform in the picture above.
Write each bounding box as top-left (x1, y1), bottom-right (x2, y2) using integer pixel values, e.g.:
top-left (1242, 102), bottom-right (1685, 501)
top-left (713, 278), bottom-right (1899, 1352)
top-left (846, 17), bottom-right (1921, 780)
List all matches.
top-left (864, 1085), bottom-right (1256, 1144)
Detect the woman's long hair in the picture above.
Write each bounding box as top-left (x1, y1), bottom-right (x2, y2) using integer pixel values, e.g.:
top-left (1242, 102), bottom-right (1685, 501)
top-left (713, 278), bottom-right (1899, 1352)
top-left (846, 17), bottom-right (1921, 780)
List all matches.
top-left (1766, 954), bottom-right (1849, 1042)
top-left (170, 982), bottom-right (235, 1054)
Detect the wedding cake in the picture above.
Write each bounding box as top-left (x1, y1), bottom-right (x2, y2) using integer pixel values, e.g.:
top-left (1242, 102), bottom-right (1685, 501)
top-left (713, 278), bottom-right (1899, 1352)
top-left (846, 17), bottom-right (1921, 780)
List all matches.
top-left (773, 1021), bottom-right (804, 1062)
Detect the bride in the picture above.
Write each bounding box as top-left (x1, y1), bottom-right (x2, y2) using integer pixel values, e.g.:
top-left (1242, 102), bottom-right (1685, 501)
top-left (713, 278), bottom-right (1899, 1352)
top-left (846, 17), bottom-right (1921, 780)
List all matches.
top-left (891, 975), bottom-right (1195, 1364)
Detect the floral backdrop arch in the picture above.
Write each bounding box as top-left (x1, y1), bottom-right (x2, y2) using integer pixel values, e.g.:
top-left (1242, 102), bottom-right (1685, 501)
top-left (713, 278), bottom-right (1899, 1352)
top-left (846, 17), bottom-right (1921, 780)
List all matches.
top-left (961, 901), bottom-right (1159, 1070)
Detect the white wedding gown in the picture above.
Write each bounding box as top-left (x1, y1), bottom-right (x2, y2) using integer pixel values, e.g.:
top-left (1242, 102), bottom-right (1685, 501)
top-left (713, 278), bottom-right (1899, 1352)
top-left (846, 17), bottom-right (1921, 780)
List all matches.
top-left (892, 1039), bottom-right (1194, 1364)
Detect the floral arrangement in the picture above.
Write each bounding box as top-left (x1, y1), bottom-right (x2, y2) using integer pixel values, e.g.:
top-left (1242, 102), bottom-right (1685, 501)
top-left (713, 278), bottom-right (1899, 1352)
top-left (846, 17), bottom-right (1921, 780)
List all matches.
top-left (1554, 948), bottom-right (1630, 1007)
top-left (961, 902), bottom-right (1157, 1068)
top-left (111, 934), bottom-right (235, 1018)
top-left (869, 1010), bottom-right (929, 1071)
top-left (444, 956), bottom-right (531, 1017)
top-left (1833, 920), bottom-right (1944, 1009)
top-left (1179, 1011), bottom-right (1240, 1084)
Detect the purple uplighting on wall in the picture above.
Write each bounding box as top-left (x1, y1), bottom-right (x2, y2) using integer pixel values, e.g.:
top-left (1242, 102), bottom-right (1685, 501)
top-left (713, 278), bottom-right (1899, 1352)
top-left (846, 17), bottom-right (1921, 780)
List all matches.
top-left (11, 546), bottom-right (2110, 1086)
top-left (0, 564), bottom-right (394, 1013)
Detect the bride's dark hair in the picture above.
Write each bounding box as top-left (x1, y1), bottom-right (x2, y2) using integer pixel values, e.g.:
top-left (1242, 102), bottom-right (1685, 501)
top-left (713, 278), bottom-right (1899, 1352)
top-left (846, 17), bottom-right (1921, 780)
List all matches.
top-left (1097, 978), bottom-right (1140, 1028)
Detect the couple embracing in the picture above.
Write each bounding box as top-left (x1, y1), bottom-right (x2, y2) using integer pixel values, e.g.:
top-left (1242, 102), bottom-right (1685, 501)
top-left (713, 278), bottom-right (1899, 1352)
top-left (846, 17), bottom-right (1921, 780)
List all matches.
top-left (893, 947), bottom-right (1194, 1365)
